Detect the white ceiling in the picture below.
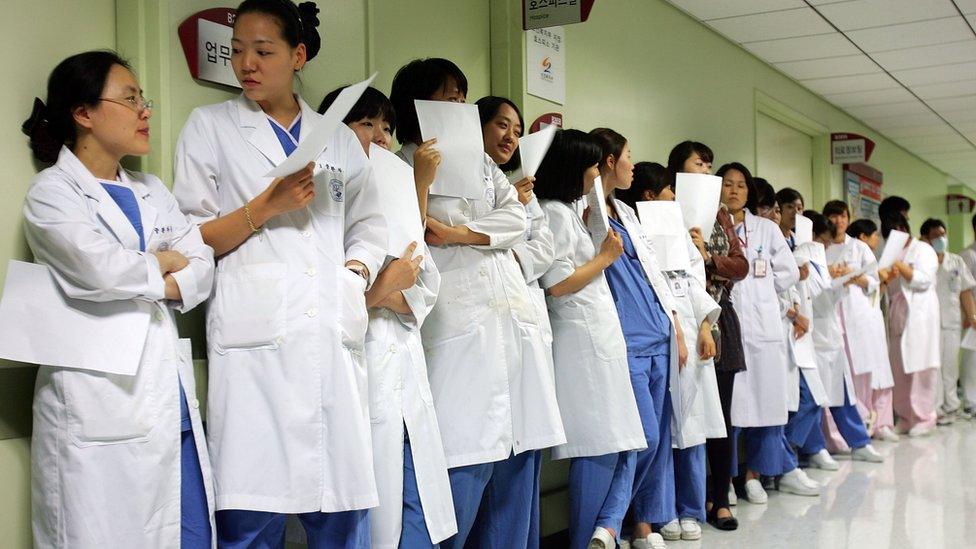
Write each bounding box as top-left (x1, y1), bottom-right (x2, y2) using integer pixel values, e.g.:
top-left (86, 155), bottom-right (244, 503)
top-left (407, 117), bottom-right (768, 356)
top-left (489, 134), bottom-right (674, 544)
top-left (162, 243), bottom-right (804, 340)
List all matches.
top-left (666, 0), bottom-right (976, 187)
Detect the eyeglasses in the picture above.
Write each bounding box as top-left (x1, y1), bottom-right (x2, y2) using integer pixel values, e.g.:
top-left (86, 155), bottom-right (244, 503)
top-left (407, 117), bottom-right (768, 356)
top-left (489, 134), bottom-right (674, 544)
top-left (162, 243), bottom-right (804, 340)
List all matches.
top-left (99, 96), bottom-right (154, 113)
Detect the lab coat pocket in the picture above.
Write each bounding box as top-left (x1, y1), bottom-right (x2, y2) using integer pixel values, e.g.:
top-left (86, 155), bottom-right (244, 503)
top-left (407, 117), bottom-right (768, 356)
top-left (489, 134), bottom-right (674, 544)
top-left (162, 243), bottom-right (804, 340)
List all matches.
top-left (210, 262), bottom-right (287, 353)
top-left (529, 287), bottom-right (553, 345)
top-left (423, 267), bottom-right (476, 340)
top-left (753, 299), bottom-right (785, 343)
top-left (581, 300), bottom-right (627, 361)
top-left (60, 367), bottom-right (158, 447)
top-left (338, 267), bottom-right (369, 350)
top-left (365, 339), bottom-right (395, 423)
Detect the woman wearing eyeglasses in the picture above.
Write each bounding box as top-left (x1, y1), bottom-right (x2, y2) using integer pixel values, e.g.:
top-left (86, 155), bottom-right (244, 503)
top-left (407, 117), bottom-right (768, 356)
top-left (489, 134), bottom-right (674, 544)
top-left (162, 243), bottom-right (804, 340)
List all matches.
top-left (22, 50), bottom-right (215, 548)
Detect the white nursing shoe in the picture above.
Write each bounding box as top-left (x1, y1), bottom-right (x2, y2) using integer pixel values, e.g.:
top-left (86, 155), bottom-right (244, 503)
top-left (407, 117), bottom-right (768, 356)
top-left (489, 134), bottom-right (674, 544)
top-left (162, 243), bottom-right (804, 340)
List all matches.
top-left (809, 449), bottom-right (839, 471)
top-left (852, 444), bottom-right (884, 463)
top-left (588, 526), bottom-right (616, 549)
top-left (744, 478), bottom-right (768, 504)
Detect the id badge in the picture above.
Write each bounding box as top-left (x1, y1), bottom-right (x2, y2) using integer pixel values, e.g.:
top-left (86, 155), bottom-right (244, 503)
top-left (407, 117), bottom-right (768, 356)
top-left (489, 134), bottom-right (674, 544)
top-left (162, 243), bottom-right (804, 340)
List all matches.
top-left (754, 258), bottom-right (768, 278)
top-left (671, 277), bottom-right (688, 297)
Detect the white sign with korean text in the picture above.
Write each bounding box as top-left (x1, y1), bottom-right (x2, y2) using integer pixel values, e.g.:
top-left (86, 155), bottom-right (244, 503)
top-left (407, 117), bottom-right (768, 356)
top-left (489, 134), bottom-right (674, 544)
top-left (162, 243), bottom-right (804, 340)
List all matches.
top-left (526, 26), bottom-right (566, 105)
top-left (197, 18), bottom-right (239, 88)
top-left (832, 138), bottom-right (866, 164)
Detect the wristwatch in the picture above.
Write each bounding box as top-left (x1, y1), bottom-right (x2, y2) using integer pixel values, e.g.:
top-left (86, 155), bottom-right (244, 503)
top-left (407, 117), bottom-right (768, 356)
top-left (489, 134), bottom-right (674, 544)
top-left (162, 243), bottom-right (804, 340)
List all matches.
top-left (347, 263), bottom-right (369, 282)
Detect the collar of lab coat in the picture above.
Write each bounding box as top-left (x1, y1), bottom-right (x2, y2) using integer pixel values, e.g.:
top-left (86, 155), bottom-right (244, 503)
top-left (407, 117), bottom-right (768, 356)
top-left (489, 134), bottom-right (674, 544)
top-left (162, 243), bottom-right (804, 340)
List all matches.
top-left (397, 142), bottom-right (419, 167)
top-left (54, 146), bottom-right (157, 252)
top-left (235, 93), bottom-right (319, 169)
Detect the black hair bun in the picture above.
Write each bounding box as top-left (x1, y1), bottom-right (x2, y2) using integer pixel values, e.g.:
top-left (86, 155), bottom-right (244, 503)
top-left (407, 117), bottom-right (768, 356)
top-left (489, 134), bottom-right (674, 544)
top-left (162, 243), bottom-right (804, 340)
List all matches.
top-left (297, 2), bottom-right (321, 61)
top-left (22, 98), bottom-right (60, 164)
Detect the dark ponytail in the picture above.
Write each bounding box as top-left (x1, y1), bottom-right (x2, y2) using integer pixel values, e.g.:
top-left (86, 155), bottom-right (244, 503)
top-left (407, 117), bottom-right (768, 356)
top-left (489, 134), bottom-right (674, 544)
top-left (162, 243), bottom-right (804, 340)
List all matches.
top-left (236, 0), bottom-right (321, 62)
top-left (22, 50), bottom-right (130, 164)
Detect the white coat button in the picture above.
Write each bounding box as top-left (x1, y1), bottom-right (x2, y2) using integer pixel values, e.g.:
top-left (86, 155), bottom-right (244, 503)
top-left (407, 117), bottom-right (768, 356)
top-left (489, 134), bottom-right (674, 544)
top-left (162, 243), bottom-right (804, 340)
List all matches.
top-left (461, 208), bottom-right (470, 217)
top-left (153, 310), bottom-right (163, 322)
top-left (488, 299), bottom-right (497, 307)
top-left (301, 230), bottom-right (311, 238)
top-left (190, 399), bottom-right (200, 409)
top-left (306, 267), bottom-right (317, 277)
top-left (389, 344), bottom-right (397, 353)
top-left (480, 267), bottom-right (488, 277)
top-left (306, 308), bottom-right (318, 318)
top-left (276, 336), bottom-right (285, 344)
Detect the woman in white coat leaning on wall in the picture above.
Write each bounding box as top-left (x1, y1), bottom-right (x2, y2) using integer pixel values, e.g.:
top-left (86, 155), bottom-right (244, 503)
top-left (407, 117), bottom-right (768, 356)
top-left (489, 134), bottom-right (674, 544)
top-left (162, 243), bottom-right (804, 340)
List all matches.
top-left (174, 2), bottom-right (389, 546)
top-left (22, 51), bottom-right (215, 548)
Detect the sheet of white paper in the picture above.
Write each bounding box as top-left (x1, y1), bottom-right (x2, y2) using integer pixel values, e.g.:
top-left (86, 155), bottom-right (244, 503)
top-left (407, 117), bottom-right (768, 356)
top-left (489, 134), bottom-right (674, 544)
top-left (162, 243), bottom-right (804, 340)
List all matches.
top-left (962, 328), bottom-right (976, 351)
top-left (511, 125), bottom-right (557, 181)
top-left (674, 173), bottom-right (723, 241)
top-left (416, 100), bottom-right (485, 200)
top-left (831, 265), bottom-right (869, 289)
top-left (586, 176), bottom-right (610, 248)
top-left (878, 230), bottom-right (910, 270)
top-left (791, 330), bottom-right (817, 369)
top-left (635, 201), bottom-right (692, 271)
top-left (0, 260), bottom-right (152, 375)
top-left (794, 215), bottom-right (813, 246)
top-left (266, 73), bottom-right (376, 177)
top-left (369, 144), bottom-right (425, 265)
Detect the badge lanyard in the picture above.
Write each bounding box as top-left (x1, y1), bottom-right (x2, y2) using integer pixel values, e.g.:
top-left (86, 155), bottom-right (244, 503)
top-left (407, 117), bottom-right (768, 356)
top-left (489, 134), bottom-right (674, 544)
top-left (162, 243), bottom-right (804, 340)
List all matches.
top-left (737, 218), bottom-right (768, 278)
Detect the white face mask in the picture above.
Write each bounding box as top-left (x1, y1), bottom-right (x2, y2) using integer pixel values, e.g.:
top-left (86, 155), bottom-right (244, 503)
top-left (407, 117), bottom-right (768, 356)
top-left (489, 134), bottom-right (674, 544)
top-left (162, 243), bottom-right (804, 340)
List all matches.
top-left (932, 235), bottom-right (948, 253)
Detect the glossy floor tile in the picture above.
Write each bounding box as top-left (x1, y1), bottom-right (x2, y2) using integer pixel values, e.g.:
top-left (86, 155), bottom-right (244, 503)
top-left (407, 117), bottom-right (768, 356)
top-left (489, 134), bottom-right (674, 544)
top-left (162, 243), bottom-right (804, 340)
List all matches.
top-left (660, 421), bottom-right (976, 549)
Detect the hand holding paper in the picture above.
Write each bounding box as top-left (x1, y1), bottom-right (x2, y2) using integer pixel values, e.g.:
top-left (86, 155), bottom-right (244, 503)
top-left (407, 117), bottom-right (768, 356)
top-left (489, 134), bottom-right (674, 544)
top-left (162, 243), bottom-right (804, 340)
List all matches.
top-left (415, 100), bottom-right (485, 199)
top-left (369, 144), bottom-right (425, 265)
top-left (266, 73), bottom-right (376, 177)
top-left (878, 230), bottom-right (910, 269)
top-left (635, 201), bottom-right (692, 271)
top-left (511, 125), bottom-right (557, 180)
top-left (794, 215), bottom-right (813, 246)
top-left (674, 173), bottom-right (723, 240)
top-left (586, 176), bottom-right (610, 247)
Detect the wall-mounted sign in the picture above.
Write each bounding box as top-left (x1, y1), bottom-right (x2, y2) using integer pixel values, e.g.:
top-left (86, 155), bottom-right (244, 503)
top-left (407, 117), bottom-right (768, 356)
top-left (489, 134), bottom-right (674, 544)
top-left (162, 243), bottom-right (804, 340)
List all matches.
top-left (178, 8), bottom-right (240, 89)
top-left (530, 112), bottom-right (563, 133)
top-left (523, 0), bottom-right (596, 30)
top-left (844, 162), bottom-right (883, 222)
top-left (526, 26), bottom-right (565, 105)
top-left (831, 132), bottom-right (875, 164)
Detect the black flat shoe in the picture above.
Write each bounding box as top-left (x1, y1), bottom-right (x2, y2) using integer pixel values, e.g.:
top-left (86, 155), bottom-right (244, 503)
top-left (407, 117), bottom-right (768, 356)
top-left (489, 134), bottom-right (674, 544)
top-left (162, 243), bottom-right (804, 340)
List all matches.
top-left (707, 508), bottom-right (739, 531)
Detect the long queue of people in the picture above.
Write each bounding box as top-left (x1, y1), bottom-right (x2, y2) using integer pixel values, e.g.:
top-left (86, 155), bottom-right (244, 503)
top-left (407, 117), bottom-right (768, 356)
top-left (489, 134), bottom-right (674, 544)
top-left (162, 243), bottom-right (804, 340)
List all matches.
top-left (15, 1), bottom-right (971, 548)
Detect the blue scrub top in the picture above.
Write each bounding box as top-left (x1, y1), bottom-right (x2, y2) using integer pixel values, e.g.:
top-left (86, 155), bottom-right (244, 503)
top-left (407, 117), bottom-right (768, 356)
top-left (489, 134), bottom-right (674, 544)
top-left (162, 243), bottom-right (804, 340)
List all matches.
top-left (605, 217), bottom-right (671, 357)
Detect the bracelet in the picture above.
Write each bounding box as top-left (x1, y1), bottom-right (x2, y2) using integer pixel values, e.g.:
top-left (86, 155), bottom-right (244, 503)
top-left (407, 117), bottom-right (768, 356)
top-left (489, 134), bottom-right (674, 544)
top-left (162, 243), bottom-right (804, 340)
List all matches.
top-left (243, 201), bottom-right (261, 233)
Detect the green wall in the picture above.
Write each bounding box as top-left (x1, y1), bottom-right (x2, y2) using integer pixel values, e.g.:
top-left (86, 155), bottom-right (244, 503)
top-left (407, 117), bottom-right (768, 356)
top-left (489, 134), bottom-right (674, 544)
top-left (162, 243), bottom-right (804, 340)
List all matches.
top-left (0, 0), bottom-right (963, 545)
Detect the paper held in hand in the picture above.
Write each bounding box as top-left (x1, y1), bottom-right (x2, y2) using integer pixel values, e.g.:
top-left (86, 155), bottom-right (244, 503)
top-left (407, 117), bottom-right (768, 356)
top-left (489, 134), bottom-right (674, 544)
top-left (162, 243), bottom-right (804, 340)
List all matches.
top-left (878, 230), bottom-right (910, 270)
top-left (586, 176), bottom-right (610, 248)
top-left (635, 201), bottom-right (692, 271)
top-left (794, 215), bottom-right (813, 246)
top-left (266, 73), bottom-right (377, 177)
top-left (674, 173), bottom-right (723, 241)
top-left (962, 328), bottom-right (976, 351)
top-left (369, 143), bottom-right (425, 267)
top-left (415, 100), bottom-right (486, 200)
top-left (510, 125), bottom-right (557, 181)
top-left (0, 260), bottom-right (152, 375)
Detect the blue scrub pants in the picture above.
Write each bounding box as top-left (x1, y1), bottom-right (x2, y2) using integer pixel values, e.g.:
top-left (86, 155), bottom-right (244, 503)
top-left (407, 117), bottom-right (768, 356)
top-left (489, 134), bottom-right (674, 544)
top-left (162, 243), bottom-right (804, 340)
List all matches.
top-left (180, 387), bottom-right (211, 549)
top-left (741, 426), bottom-right (797, 477)
top-left (673, 445), bottom-right (706, 522)
top-left (828, 387), bottom-right (872, 450)
top-left (568, 451), bottom-right (636, 549)
top-left (400, 438), bottom-right (435, 547)
top-left (785, 376), bottom-right (825, 455)
top-left (629, 353), bottom-right (675, 527)
top-left (442, 450), bottom-right (537, 549)
top-left (216, 510), bottom-right (369, 548)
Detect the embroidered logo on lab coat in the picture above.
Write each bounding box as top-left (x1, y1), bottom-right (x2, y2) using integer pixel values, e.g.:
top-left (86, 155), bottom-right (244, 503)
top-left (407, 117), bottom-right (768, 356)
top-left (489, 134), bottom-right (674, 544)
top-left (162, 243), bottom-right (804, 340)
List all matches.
top-left (484, 181), bottom-right (496, 208)
top-left (153, 225), bottom-right (174, 234)
top-left (330, 179), bottom-right (344, 202)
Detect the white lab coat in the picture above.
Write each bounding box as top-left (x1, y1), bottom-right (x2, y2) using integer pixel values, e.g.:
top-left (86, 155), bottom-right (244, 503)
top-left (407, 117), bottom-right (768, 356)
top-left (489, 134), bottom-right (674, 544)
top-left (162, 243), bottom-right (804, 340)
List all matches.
top-left (730, 211), bottom-right (800, 427)
top-left (780, 285), bottom-right (803, 412)
top-left (512, 195), bottom-right (558, 348)
top-left (791, 245), bottom-right (830, 406)
top-left (810, 256), bottom-right (857, 407)
top-left (936, 252), bottom-right (976, 329)
top-left (398, 143), bottom-right (565, 468)
top-left (174, 95), bottom-right (387, 512)
top-left (827, 236), bottom-right (881, 376)
top-left (541, 199), bottom-right (646, 459)
top-left (25, 147), bottom-right (216, 548)
top-left (894, 239), bottom-right (941, 374)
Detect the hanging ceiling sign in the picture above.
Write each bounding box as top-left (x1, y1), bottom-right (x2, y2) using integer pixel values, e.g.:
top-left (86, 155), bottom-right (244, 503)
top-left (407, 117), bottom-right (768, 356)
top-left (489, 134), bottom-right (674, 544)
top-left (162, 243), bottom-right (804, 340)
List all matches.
top-left (523, 0), bottom-right (596, 30)
top-left (178, 8), bottom-right (240, 89)
top-left (831, 132), bottom-right (875, 164)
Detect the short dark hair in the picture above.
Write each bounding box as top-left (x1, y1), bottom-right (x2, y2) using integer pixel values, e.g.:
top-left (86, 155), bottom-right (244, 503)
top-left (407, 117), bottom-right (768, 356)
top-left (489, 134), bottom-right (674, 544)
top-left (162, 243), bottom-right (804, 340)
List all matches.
top-left (753, 177), bottom-right (776, 210)
top-left (317, 85), bottom-right (396, 134)
top-left (389, 58), bottom-right (468, 145)
top-left (235, 0), bottom-right (322, 61)
top-left (617, 162), bottom-right (669, 211)
top-left (919, 217), bottom-right (946, 238)
top-left (847, 219), bottom-right (878, 240)
top-left (21, 50), bottom-right (131, 163)
top-left (590, 128), bottom-right (627, 172)
top-left (715, 162), bottom-right (757, 213)
top-left (804, 210), bottom-right (833, 239)
top-left (533, 129), bottom-right (603, 204)
top-left (879, 195), bottom-right (911, 220)
top-left (971, 212), bottom-right (976, 234)
top-left (775, 187), bottom-right (804, 208)
top-left (822, 200), bottom-right (849, 219)
top-left (475, 96), bottom-right (523, 172)
top-left (881, 212), bottom-right (910, 238)
top-left (667, 140), bottom-right (714, 184)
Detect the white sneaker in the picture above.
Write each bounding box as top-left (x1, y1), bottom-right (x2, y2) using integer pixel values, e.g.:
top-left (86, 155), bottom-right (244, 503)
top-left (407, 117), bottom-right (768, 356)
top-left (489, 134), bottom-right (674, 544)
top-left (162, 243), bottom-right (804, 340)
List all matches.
top-left (959, 408), bottom-right (974, 420)
top-left (852, 444), bottom-right (884, 463)
top-left (793, 467), bottom-right (821, 489)
top-left (874, 426), bottom-right (900, 442)
top-left (936, 414), bottom-right (954, 426)
top-left (679, 518), bottom-right (701, 540)
top-left (630, 533), bottom-right (667, 549)
top-left (908, 424), bottom-right (935, 437)
top-left (779, 469), bottom-right (821, 496)
top-left (744, 478), bottom-right (768, 504)
top-left (728, 482), bottom-right (738, 506)
top-left (588, 526), bottom-right (616, 549)
top-left (809, 449), bottom-right (839, 471)
top-left (659, 519), bottom-right (681, 541)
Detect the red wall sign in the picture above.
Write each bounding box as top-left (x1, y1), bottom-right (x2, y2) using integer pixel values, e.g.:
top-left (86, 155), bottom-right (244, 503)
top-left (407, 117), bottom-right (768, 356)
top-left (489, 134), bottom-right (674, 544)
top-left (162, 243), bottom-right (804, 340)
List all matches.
top-left (178, 8), bottom-right (239, 88)
top-left (530, 112), bottom-right (563, 133)
top-left (831, 132), bottom-right (876, 164)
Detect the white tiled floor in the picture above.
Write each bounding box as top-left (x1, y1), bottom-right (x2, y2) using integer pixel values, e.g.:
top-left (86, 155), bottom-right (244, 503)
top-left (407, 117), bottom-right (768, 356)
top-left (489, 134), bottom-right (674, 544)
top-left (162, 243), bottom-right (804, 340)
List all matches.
top-left (659, 422), bottom-right (976, 549)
